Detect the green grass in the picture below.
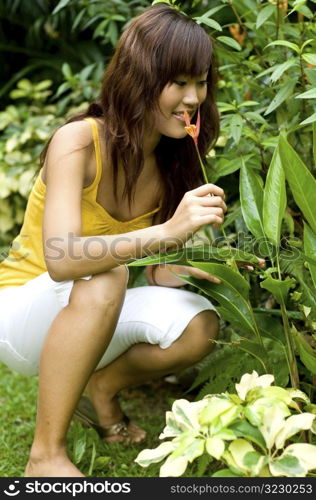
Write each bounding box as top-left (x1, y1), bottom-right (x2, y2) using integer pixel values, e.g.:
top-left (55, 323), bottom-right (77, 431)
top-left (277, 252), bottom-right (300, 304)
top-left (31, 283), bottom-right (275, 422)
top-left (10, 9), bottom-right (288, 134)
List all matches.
top-left (0, 362), bottom-right (195, 477)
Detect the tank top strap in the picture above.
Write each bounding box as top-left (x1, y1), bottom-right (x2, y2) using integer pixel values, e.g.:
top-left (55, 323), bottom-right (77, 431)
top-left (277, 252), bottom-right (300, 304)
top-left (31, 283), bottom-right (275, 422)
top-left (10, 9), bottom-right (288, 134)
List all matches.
top-left (84, 117), bottom-right (103, 190)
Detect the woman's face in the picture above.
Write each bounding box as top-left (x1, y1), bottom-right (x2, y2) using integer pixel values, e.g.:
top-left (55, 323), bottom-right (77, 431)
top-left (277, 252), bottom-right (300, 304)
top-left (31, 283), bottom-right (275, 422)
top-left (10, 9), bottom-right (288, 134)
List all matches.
top-left (151, 73), bottom-right (208, 140)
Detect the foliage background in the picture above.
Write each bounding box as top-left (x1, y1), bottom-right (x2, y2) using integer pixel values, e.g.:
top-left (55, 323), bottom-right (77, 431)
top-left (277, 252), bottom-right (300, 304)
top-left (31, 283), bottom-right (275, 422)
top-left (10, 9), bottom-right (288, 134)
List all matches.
top-left (1, 0), bottom-right (316, 477)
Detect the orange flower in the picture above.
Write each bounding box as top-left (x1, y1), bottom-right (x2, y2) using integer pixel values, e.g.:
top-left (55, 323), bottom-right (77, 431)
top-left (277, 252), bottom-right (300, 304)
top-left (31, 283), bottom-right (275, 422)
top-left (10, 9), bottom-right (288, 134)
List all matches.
top-left (183, 107), bottom-right (209, 184)
top-left (184, 108), bottom-right (200, 146)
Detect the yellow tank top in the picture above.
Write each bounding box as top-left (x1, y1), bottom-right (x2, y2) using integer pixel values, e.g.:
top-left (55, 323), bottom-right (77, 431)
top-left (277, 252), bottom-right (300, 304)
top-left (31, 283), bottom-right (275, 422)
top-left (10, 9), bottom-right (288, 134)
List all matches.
top-left (0, 117), bottom-right (160, 289)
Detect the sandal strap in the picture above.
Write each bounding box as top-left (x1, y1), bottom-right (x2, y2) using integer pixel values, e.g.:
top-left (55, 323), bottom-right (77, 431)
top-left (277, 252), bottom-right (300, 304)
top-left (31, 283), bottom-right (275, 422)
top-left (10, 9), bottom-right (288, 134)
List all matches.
top-left (100, 414), bottom-right (130, 438)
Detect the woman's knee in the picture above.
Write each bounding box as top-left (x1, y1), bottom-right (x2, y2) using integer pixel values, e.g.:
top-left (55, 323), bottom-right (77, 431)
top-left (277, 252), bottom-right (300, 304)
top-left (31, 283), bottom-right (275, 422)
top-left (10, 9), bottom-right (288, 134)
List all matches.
top-left (179, 310), bottom-right (220, 363)
top-left (69, 265), bottom-right (128, 311)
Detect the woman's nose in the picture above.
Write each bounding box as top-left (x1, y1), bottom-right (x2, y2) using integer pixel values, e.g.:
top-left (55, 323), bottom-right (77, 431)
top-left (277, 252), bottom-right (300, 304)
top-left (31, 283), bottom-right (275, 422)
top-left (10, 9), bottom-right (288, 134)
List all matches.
top-left (183, 85), bottom-right (199, 106)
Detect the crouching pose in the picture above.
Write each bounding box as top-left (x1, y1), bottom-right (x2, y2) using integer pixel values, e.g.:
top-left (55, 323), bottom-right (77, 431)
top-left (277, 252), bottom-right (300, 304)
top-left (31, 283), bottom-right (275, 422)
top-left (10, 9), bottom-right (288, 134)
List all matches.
top-left (0, 4), bottom-right (227, 477)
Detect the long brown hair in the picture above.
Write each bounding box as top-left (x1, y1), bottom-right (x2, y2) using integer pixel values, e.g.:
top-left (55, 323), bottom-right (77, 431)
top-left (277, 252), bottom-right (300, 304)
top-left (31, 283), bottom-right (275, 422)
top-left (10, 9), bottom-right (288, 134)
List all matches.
top-left (42, 4), bottom-right (220, 222)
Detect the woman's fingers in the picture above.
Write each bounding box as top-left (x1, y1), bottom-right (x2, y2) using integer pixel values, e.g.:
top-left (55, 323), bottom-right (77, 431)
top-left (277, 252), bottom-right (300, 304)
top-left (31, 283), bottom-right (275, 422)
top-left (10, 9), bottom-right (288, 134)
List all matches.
top-left (188, 267), bottom-right (221, 284)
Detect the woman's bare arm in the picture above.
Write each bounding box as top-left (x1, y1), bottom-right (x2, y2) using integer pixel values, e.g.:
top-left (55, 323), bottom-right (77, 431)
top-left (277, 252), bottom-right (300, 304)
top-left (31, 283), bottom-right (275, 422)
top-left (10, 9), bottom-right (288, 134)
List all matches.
top-left (43, 121), bottom-right (226, 282)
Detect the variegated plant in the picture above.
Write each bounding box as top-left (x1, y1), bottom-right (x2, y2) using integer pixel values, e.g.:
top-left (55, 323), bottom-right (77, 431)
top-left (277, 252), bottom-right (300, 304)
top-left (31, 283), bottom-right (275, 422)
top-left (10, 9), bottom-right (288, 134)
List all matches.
top-left (135, 371), bottom-right (316, 477)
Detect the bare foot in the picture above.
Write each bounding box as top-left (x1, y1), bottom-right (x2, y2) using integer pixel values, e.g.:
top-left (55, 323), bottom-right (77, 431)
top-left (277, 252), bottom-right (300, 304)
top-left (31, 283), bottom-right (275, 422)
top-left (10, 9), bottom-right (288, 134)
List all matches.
top-left (25, 455), bottom-right (84, 477)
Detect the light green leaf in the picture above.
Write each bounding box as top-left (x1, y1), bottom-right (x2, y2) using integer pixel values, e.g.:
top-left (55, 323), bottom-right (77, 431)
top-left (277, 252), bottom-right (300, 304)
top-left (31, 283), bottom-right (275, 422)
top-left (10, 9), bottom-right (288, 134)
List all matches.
top-left (263, 144), bottom-right (286, 246)
top-left (303, 223), bottom-right (316, 287)
top-left (313, 122), bottom-right (316, 166)
top-left (240, 165), bottom-right (266, 240)
top-left (260, 275), bottom-right (296, 305)
top-left (195, 17), bottom-right (222, 31)
top-left (199, 397), bottom-right (237, 426)
top-left (172, 399), bottom-right (208, 431)
top-left (275, 413), bottom-right (315, 449)
top-left (279, 135), bottom-right (316, 233)
top-left (230, 114), bottom-right (243, 144)
top-left (265, 40), bottom-right (300, 54)
top-left (269, 454), bottom-right (306, 477)
top-left (264, 79), bottom-right (297, 115)
top-left (291, 326), bottom-right (316, 374)
top-left (270, 59), bottom-right (298, 83)
top-left (206, 437), bottom-right (225, 460)
top-left (187, 261), bottom-right (250, 299)
top-left (159, 411), bottom-right (182, 439)
top-left (135, 441), bottom-right (177, 467)
top-left (160, 455), bottom-right (188, 477)
top-left (282, 443), bottom-right (316, 472)
top-left (212, 468), bottom-right (242, 477)
top-left (295, 88), bottom-right (316, 99)
top-left (228, 439), bottom-right (255, 473)
top-left (302, 54), bottom-right (316, 66)
top-left (52, 0), bottom-right (71, 14)
top-left (235, 371), bottom-right (274, 401)
top-left (259, 406), bottom-right (285, 450)
top-left (300, 113), bottom-right (316, 125)
top-left (256, 4), bottom-right (275, 29)
top-left (217, 36), bottom-right (242, 51)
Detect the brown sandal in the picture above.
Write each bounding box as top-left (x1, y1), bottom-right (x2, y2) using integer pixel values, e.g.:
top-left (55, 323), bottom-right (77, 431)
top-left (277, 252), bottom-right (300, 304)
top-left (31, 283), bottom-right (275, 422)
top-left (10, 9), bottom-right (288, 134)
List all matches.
top-left (73, 395), bottom-right (145, 445)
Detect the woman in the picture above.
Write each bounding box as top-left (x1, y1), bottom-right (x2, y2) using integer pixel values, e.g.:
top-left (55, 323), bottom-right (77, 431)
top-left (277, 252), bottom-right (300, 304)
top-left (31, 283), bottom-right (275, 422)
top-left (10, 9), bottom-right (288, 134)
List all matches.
top-left (0, 4), bottom-right (227, 477)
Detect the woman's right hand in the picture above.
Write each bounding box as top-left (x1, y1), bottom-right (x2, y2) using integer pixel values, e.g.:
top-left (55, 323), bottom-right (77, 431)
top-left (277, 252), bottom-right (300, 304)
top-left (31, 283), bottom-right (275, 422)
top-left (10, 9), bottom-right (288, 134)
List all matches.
top-left (163, 183), bottom-right (227, 246)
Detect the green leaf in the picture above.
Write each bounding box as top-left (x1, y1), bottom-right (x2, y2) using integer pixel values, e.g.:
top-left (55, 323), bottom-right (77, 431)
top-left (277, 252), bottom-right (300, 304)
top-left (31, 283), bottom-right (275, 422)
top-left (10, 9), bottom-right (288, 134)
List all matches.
top-left (314, 122), bottom-right (316, 168)
top-left (279, 135), bottom-right (316, 233)
top-left (206, 437), bottom-right (225, 460)
top-left (240, 164), bottom-right (265, 240)
top-left (217, 36), bottom-right (242, 51)
top-left (256, 4), bottom-right (275, 29)
top-left (212, 468), bottom-right (243, 477)
top-left (229, 420), bottom-right (266, 452)
top-left (128, 246), bottom-right (263, 267)
top-left (303, 223), bottom-right (316, 288)
top-left (295, 88), bottom-right (316, 99)
top-left (275, 413), bottom-right (316, 449)
top-left (260, 275), bottom-right (296, 305)
top-left (52, 0), bottom-right (72, 15)
top-left (178, 276), bottom-right (258, 336)
top-left (230, 114), bottom-right (243, 144)
top-left (302, 53), bottom-right (316, 66)
top-left (263, 144), bottom-right (286, 246)
top-left (270, 59), bottom-right (298, 83)
top-left (292, 327), bottom-right (316, 374)
top-left (265, 41), bottom-right (300, 54)
top-left (269, 454), bottom-right (305, 477)
top-left (195, 17), bottom-right (222, 31)
top-left (234, 339), bottom-right (270, 373)
top-left (264, 79), bottom-right (297, 115)
top-left (300, 113), bottom-right (316, 125)
top-left (187, 261), bottom-right (250, 299)
top-left (135, 441), bottom-right (176, 467)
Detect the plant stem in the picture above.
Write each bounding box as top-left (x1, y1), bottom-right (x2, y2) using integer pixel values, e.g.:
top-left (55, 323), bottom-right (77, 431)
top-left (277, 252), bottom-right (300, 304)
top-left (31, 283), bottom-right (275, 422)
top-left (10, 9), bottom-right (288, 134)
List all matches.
top-left (195, 145), bottom-right (229, 242)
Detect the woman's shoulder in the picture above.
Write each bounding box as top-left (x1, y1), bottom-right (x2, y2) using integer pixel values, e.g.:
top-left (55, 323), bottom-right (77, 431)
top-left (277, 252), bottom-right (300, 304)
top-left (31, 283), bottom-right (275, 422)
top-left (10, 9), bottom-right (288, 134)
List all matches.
top-left (50, 119), bottom-right (95, 153)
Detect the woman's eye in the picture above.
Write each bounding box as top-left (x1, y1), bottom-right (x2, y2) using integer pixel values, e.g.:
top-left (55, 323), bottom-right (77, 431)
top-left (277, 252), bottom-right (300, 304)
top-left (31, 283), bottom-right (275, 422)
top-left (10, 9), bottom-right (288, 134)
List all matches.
top-left (198, 81), bottom-right (208, 87)
top-left (174, 81), bottom-right (187, 87)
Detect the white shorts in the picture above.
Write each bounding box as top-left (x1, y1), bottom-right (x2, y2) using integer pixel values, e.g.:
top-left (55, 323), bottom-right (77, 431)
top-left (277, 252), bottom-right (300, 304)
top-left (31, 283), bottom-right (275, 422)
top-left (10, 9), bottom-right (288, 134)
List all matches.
top-left (0, 272), bottom-right (218, 377)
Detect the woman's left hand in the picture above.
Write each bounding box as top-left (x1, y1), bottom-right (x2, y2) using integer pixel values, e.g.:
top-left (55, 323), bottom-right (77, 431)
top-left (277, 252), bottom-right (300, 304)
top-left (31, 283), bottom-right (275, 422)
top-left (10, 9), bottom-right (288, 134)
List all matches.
top-left (169, 258), bottom-right (266, 285)
top-left (169, 264), bottom-right (221, 284)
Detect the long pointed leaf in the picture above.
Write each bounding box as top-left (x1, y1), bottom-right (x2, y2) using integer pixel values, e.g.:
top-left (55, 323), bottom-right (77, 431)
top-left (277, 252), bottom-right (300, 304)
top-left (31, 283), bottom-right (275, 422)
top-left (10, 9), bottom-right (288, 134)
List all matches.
top-left (187, 261), bottom-right (250, 299)
top-left (279, 135), bottom-right (316, 233)
top-left (240, 164), bottom-right (266, 243)
top-left (263, 144), bottom-right (286, 246)
top-left (178, 276), bottom-right (258, 336)
top-left (303, 223), bottom-right (316, 288)
top-left (128, 246), bottom-right (264, 267)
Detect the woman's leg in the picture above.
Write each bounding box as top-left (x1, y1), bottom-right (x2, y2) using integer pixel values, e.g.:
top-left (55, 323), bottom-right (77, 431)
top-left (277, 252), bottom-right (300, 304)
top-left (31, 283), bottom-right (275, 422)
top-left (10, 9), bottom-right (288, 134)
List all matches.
top-left (25, 266), bottom-right (128, 477)
top-left (86, 310), bottom-right (219, 442)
